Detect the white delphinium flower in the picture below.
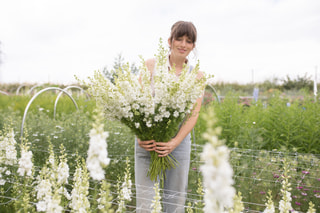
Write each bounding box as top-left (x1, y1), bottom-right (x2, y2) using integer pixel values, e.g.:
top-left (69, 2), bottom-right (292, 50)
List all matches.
top-left (35, 167), bottom-right (53, 212)
top-left (227, 192), bottom-right (244, 213)
top-left (307, 202), bottom-right (316, 213)
top-left (87, 128), bottom-right (109, 180)
top-left (46, 193), bottom-right (64, 213)
top-left (279, 191), bottom-right (293, 213)
top-left (116, 176), bottom-right (126, 213)
top-left (86, 105), bottom-right (110, 181)
top-left (36, 201), bottom-right (47, 212)
top-left (4, 128), bottom-right (17, 166)
top-left (97, 180), bottom-right (113, 212)
top-left (70, 160), bottom-right (90, 212)
top-left (146, 121), bottom-right (152, 128)
top-left (263, 190), bottom-right (275, 213)
top-left (173, 111), bottom-right (179, 118)
top-left (121, 174), bottom-right (132, 201)
top-left (17, 143), bottom-right (33, 177)
top-left (200, 109), bottom-right (236, 213)
top-left (57, 152), bottom-right (69, 185)
top-left (35, 144), bottom-right (66, 213)
top-left (201, 144), bottom-right (235, 211)
top-left (116, 199), bottom-right (125, 213)
top-left (48, 147), bottom-right (56, 168)
top-left (116, 157), bottom-right (132, 212)
top-left (61, 187), bottom-right (71, 200)
top-left (0, 127), bottom-right (17, 185)
top-left (121, 157), bottom-right (132, 201)
top-left (0, 177), bottom-right (5, 185)
top-left (151, 182), bottom-right (162, 213)
top-left (36, 175), bottom-right (52, 200)
top-left (279, 159), bottom-right (294, 213)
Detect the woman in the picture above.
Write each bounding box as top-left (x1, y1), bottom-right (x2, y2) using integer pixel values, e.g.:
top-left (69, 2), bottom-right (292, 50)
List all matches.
top-left (135, 21), bottom-right (204, 213)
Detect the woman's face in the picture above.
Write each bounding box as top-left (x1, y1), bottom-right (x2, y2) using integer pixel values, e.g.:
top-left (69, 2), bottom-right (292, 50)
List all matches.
top-left (169, 35), bottom-right (195, 58)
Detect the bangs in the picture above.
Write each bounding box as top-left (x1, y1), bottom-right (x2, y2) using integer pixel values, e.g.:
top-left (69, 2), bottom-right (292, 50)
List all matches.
top-left (171, 21), bottom-right (197, 43)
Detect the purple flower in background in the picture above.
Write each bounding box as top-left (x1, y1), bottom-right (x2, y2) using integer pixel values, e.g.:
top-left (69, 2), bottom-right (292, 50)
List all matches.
top-left (259, 191), bottom-right (266, 195)
top-left (296, 186), bottom-right (303, 190)
top-left (273, 174), bottom-right (280, 178)
top-left (301, 192), bottom-right (307, 196)
top-left (295, 202), bottom-right (301, 206)
top-left (302, 171), bottom-right (310, 174)
top-left (292, 195), bottom-right (298, 199)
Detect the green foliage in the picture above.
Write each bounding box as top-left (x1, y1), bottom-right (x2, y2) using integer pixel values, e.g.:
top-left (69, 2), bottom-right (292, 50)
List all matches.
top-left (281, 73), bottom-right (313, 91)
top-left (196, 92), bottom-right (320, 154)
top-left (207, 73), bottom-right (316, 97)
top-left (1, 86), bottom-right (320, 211)
top-left (102, 53), bottom-right (139, 83)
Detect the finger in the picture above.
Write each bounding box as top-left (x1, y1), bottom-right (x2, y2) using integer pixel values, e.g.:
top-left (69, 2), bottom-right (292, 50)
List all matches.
top-left (155, 142), bottom-right (167, 147)
top-left (139, 140), bottom-right (155, 146)
top-left (155, 149), bottom-right (170, 155)
top-left (145, 147), bottom-right (155, 151)
top-left (158, 150), bottom-right (170, 157)
top-left (142, 140), bottom-right (155, 145)
top-left (140, 143), bottom-right (156, 151)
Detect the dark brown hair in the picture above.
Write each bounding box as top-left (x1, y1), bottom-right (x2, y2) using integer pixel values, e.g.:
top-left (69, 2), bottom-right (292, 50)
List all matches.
top-left (169, 21), bottom-right (197, 44)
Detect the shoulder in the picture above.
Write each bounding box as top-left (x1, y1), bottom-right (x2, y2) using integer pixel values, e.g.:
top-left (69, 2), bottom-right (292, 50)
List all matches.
top-left (145, 58), bottom-right (156, 72)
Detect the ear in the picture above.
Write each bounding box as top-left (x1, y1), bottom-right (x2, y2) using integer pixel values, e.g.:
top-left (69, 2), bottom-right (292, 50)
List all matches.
top-left (168, 38), bottom-right (172, 49)
top-left (192, 43), bottom-right (196, 49)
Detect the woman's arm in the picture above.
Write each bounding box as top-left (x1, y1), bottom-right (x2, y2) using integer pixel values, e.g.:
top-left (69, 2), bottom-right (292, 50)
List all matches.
top-left (155, 71), bottom-right (204, 157)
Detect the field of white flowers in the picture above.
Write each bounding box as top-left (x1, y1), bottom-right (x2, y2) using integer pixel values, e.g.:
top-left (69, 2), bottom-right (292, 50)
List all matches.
top-left (0, 86), bottom-right (319, 212)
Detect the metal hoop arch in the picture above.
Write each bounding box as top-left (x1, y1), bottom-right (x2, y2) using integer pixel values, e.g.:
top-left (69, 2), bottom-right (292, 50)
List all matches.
top-left (0, 90), bottom-right (9, 96)
top-left (53, 85), bottom-right (88, 119)
top-left (206, 84), bottom-right (220, 104)
top-left (20, 87), bottom-right (79, 138)
top-left (16, 84), bottom-right (27, 95)
top-left (28, 84), bottom-right (43, 95)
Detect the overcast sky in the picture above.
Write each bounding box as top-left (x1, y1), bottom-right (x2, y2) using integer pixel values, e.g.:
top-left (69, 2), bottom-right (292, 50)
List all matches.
top-left (0, 0), bottom-right (319, 85)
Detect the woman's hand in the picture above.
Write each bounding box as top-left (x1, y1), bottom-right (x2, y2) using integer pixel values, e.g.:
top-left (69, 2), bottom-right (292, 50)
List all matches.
top-left (137, 138), bottom-right (156, 151)
top-left (154, 139), bottom-right (179, 157)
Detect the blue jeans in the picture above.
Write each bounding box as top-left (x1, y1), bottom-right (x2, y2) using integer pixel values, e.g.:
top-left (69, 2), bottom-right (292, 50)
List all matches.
top-left (135, 134), bottom-right (191, 213)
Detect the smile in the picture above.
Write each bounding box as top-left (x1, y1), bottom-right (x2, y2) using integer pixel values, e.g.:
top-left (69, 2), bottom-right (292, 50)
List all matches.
top-left (178, 48), bottom-right (186, 53)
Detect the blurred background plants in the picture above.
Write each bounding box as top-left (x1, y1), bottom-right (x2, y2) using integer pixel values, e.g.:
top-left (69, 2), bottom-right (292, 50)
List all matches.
top-left (0, 77), bottom-right (319, 211)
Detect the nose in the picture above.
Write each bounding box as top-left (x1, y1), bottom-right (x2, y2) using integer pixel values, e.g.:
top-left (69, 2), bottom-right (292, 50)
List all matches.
top-left (181, 39), bottom-right (186, 47)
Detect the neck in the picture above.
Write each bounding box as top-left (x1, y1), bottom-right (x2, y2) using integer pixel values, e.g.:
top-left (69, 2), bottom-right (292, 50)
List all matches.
top-left (169, 54), bottom-right (187, 70)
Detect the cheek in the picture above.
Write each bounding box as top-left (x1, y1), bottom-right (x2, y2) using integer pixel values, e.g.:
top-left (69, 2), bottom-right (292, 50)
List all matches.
top-left (188, 44), bottom-right (194, 50)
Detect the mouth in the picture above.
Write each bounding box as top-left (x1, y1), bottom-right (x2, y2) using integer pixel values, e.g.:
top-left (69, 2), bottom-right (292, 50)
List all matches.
top-left (177, 48), bottom-right (186, 54)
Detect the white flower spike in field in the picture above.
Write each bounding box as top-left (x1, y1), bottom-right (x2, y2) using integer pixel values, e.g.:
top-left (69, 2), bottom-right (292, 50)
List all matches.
top-left (70, 160), bottom-right (90, 212)
top-left (200, 109), bottom-right (236, 213)
top-left (17, 143), bottom-right (33, 177)
top-left (86, 105), bottom-right (110, 181)
top-left (0, 127), bottom-right (18, 185)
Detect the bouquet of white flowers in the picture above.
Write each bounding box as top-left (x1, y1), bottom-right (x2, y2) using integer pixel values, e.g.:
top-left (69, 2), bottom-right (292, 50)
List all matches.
top-left (79, 39), bottom-right (206, 183)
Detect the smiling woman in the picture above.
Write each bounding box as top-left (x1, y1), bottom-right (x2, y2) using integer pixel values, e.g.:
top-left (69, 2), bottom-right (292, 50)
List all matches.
top-left (135, 21), bottom-right (204, 213)
top-left (167, 21), bottom-right (197, 75)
